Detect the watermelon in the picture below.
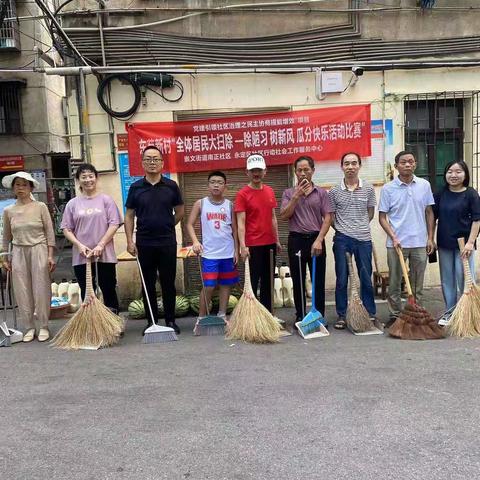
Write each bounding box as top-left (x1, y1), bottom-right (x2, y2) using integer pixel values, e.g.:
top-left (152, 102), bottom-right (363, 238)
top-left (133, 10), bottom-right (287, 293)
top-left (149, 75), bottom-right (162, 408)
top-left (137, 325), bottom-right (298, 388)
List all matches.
top-left (128, 299), bottom-right (145, 319)
top-left (175, 295), bottom-right (190, 317)
top-left (188, 295), bottom-right (213, 315)
top-left (227, 295), bottom-right (238, 314)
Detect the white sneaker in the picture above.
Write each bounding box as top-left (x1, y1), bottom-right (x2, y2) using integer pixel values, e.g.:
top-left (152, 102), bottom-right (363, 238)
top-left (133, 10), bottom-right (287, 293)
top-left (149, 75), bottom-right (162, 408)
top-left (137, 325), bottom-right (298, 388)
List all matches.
top-left (37, 328), bottom-right (50, 342)
top-left (23, 328), bottom-right (35, 342)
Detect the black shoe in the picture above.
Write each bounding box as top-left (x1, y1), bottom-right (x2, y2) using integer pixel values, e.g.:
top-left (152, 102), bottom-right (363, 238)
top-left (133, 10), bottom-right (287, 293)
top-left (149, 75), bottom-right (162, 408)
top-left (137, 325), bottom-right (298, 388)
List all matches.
top-left (167, 321), bottom-right (181, 334)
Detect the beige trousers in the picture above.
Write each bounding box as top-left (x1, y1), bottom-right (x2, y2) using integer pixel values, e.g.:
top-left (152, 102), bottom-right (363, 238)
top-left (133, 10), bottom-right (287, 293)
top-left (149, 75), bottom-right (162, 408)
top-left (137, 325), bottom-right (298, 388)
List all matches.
top-left (387, 247), bottom-right (427, 317)
top-left (11, 243), bottom-right (51, 330)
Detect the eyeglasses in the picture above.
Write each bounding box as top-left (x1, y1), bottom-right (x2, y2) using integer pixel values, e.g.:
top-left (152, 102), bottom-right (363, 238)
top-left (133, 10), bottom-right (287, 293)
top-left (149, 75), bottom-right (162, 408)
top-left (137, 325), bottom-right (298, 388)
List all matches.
top-left (143, 157), bottom-right (163, 164)
top-left (209, 180), bottom-right (225, 186)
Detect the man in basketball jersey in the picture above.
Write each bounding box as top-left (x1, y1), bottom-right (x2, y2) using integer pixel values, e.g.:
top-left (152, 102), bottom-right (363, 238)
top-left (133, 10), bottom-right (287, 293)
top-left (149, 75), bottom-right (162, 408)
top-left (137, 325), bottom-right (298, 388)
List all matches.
top-left (186, 171), bottom-right (239, 329)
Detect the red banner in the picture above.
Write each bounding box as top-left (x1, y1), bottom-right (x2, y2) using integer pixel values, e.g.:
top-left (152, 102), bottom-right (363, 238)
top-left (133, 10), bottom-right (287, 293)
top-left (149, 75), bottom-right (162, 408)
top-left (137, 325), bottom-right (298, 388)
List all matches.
top-left (126, 105), bottom-right (371, 175)
top-left (0, 155), bottom-right (24, 172)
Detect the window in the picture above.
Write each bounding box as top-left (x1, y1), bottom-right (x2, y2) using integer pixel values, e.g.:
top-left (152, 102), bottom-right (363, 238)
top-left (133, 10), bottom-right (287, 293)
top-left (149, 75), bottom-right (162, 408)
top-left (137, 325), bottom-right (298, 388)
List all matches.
top-left (0, 82), bottom-right (23, 134)
top-left (404, 93), bottom-right (469, 191)
top-left (0, 0), bottom-right (21, 50)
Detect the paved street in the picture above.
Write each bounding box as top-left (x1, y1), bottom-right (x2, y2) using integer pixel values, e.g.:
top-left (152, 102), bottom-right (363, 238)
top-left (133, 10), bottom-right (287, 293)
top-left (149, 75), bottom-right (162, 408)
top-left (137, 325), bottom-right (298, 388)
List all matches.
top-left (2, 290), bottom-right (480, 480)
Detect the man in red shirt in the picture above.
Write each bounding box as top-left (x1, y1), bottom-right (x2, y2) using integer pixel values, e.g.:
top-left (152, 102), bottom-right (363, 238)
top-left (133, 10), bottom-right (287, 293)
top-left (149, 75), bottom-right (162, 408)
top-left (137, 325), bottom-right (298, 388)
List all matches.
top-left (235, 154), bottom-right (281, 310)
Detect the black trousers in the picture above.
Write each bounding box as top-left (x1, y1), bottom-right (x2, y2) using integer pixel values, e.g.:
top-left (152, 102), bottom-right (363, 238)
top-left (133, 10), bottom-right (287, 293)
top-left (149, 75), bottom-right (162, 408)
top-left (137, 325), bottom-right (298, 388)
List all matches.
top-left (74, 261), bottom-right (119, 313)
top-left (249, 244), bottom-right (276, 311)
top-left (137, 244), bottom-right (177, 324)
top-left (287, 233), bottom-right (326, 318)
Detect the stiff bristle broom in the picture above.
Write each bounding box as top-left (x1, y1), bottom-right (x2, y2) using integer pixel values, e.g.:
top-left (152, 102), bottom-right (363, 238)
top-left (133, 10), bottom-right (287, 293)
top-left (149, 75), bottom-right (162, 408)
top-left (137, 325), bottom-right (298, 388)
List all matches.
top-left (446, 238), bottom-right (480, 338)
top-left (226, 258), bottom-right (280, 344)
top-left (388, 246), bottom-right (444, 340)
top-left (345, 252), bottom-right (373, 333)
top-left (295, 255), bottom-right (329, 339)
top-left (136, 257), bottom-right (178, 344)
top-left (51, 257), bottom-right (124, 350)
top-left (194, 255), bottom-right (226, 336)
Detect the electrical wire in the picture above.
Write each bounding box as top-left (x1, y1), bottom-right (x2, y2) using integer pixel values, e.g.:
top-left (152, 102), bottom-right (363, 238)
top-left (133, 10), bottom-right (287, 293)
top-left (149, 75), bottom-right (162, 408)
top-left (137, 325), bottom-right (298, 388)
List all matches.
top-left (145, 80), bottom-right (184, 103)
top-left (96, 74), bottom-right (184, 119)
top-left (96, 74), bottom-right (141, 119)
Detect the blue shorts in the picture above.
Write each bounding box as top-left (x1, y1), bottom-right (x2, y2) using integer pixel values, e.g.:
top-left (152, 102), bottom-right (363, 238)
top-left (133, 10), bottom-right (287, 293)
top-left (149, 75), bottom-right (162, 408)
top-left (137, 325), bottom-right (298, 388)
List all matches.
top-left (201, 257), bottom-right (239, 287)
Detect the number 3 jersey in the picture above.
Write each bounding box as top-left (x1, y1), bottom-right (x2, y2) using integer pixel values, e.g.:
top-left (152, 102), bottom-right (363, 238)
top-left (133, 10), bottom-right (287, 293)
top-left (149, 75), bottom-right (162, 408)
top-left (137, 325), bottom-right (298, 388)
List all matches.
top-left (200, 197), bottom-right (235, 260)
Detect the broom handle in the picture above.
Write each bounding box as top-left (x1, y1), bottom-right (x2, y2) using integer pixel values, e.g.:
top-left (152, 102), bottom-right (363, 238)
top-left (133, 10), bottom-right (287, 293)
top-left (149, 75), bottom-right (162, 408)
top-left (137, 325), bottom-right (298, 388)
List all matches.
top-left (135, 257), bottom-right (158, 327)
top-left (297, 250), bottom-right (305, 318)
top-left (197, 254), bottom-right (212, 316)
top-left (244, 258), bottom-right (255, 296)
top-left (458, 238), bottom-right (474, 292)
top-left (346, 252), bottom-right (360, 300)
top-left (269, 249), bottom-right (274, 314)
top-left (311, 255), bottom-right (317, 310)
top-left (395, 246), bottom-right (414, 297)
top-left (85, 257), bottom-right (95, 299)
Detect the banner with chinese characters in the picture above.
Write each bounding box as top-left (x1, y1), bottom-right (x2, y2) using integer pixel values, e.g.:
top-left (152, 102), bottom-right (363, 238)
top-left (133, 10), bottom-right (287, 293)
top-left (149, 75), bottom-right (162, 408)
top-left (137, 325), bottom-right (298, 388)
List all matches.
top-left (126, 104), bottom-right (371, 175)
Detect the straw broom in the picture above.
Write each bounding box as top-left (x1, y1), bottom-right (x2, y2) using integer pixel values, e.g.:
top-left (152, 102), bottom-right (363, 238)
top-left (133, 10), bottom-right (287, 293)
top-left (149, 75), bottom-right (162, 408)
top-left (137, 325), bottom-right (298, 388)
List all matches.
top-left (446, 238), bottom-right (480, 338)
top-left (345, 252), bottom-right (372, 333)
top-left (226, 258), bottom-right (280, 344)
top-left (389, 246), bottom-right (444, 340)
top-left (51, 257), bottom-right (124, 350)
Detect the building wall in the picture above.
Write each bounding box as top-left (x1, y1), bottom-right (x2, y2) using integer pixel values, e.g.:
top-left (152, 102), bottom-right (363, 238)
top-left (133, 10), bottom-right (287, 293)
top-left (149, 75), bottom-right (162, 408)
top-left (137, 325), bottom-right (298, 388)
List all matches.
top-left (0, 1), bottom-right (69, 173)
top-left (65, 66), bottom-right (480, 304)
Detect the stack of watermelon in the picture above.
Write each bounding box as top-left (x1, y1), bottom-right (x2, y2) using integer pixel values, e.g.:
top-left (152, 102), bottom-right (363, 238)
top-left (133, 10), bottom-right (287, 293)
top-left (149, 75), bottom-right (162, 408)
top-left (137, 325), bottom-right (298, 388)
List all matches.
top-left (128, 295), bottom-right (191, 318)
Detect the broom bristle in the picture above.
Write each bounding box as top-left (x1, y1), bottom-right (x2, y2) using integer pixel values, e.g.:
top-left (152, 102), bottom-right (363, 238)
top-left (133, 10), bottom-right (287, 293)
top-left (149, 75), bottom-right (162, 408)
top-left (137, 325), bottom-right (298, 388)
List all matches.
top-left (226, 292), bottom-right (280, 344)
top-left (446, 286), bottom-right (480, 338)
top-left (388, 302), bottom-right (444, 340)
top-left (51, 297), bottom-right (124, 350)
top-left (346, 298), bottom-right (372, 333)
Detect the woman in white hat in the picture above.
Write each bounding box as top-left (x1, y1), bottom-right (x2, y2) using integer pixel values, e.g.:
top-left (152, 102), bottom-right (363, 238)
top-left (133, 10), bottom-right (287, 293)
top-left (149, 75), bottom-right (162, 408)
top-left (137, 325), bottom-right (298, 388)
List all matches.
top-left (1, 171), bottom-right (56, 342)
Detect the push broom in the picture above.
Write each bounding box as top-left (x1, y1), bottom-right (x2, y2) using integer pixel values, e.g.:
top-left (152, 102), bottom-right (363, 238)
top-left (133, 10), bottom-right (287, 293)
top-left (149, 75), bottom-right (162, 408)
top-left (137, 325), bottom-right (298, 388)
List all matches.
top-left (295, 255), bottom-right (329, 339)
top-left (345, 252), bottom-right (376, 334)
top-left (388, 246), bottom-right (444, 340)
top-left (136, 257), bottom-right (177, 344)
top-left (446, 238), bottom-right (480, 338)
top-left (51, 256), bottom-right (124, 350)
top-left (269, 249), bottom-right (291, 337)
top-left (194, 255), bottom-right (226, 336)
top-left (226, 258), bottom-right (280, 344)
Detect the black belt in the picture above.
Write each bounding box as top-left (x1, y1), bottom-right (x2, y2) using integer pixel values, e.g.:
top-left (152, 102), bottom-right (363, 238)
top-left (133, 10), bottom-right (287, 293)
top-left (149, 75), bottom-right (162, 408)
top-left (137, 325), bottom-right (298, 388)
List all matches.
top-left (289, 231), bottom-right (319, 239)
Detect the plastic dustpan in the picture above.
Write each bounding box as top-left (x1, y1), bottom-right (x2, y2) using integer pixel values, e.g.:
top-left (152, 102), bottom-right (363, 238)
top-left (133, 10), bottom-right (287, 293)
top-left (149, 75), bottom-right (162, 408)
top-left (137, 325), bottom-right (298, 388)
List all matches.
top-left (295, 318), bottom-right (329, 339)
top-left (295, 256), bottom-right (329, 339)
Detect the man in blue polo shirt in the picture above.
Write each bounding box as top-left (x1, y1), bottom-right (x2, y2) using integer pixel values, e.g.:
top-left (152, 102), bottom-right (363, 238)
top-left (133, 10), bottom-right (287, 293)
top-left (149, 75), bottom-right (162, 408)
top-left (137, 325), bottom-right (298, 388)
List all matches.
top-left (379, 150), bottom-right (435, 325)
top-left (125, 146), bottom-right (185, 334)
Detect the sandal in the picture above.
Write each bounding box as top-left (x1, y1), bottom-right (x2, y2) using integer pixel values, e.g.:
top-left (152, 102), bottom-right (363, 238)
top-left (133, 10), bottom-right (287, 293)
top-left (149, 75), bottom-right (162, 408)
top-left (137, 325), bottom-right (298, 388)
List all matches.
top-left (23, 328), bottom-right (35, 342)
top-left (37, 328), bottom-right (50, 342)
top-left (334, 318), bottom-right (346, 330)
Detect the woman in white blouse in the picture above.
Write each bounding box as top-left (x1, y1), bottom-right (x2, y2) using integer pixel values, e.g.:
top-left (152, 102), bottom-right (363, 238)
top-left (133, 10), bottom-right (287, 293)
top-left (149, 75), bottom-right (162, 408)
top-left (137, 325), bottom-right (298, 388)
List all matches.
top-left (2, 172), bottom-right (56, 342)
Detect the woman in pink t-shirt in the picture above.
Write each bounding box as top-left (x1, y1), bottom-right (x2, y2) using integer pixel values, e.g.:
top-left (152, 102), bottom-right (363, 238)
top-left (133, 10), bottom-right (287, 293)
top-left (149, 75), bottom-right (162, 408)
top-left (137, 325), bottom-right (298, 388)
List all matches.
top-left (61, 164), bottom-right (123, 313)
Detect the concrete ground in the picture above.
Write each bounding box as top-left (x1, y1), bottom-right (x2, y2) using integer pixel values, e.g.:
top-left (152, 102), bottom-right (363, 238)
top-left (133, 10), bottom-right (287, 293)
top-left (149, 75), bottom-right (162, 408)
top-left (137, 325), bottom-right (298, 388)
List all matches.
top-left (2, 289), bottom-right (480, 480)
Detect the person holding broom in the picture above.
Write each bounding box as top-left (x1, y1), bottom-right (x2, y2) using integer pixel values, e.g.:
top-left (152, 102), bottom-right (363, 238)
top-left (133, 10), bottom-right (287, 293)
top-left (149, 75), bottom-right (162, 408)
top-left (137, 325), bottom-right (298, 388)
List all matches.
top-left (433, 160), bottom-right (480, 310)
top-left (280, 155), bottom-right (333, 327)
top-left (379, 151), bottom-right (435, 326)
top-left (328, 152), bottom-right (377, 330)
top-left (235, 154), bottom-right (281, 311)
top-left (61, 163), bottom-right (123, 315)
top-left (1, 172), bottom-right (56, 342)
top-left (186, 171), bottom-right (239, 326)
top-left (125, 146), bottom-right (184, 335)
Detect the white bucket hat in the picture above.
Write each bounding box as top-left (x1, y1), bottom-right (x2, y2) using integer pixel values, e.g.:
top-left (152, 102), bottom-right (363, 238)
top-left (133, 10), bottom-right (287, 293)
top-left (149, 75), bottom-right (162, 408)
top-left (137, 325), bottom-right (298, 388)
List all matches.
top-left (246, 154), bottom-right (266, 170)
top-left (2, 171), bottom-right (39, 189)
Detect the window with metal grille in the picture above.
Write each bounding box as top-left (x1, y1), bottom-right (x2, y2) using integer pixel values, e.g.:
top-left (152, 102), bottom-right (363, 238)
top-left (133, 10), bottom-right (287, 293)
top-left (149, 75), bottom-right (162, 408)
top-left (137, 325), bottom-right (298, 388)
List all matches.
top-left (0, 0), bottom-right (21, 50)
top-left (0, 82), bottom-right (22, 134)
top-left (404, 92), bottom-right (478, 191)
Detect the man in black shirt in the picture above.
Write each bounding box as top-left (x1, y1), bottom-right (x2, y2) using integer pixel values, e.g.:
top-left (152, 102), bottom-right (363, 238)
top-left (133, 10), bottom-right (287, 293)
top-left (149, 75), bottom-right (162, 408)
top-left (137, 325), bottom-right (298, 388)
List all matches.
top-left (125, 146), bottom-right (184, 334)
